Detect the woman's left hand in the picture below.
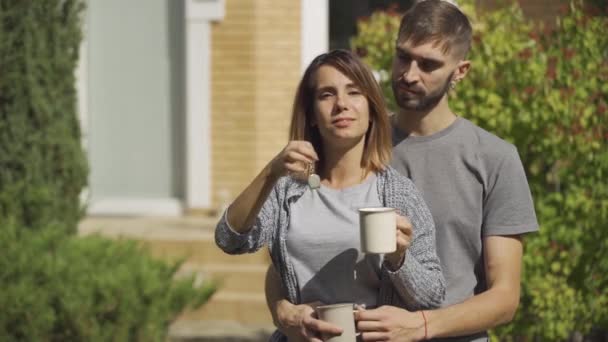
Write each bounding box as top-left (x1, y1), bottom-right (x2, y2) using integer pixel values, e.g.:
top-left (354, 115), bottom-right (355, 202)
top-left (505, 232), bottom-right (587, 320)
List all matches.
top-left (384, 215), bottom-right (413, 271)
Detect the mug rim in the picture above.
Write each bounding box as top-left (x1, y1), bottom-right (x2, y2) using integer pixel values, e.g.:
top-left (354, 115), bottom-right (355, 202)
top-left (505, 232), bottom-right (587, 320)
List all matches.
top-left (316, 303), bottom-right (354, 310)
top-left (358, 207), bottom-right (395, 213)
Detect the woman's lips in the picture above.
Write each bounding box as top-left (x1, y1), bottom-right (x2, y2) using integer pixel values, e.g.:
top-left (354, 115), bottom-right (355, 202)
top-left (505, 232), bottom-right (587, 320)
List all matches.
top-left (332, 117), bottom-right (355, 128)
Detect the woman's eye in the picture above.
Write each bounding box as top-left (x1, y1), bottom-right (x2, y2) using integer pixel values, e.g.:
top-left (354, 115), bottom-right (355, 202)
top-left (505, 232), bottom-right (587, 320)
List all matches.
top-left (349, 90), bottom-right (362, 96)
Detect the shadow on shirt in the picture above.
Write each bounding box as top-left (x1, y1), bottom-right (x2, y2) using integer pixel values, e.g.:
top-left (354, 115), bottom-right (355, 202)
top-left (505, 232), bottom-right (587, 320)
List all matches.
top-left (300, 248), bottom-right (382, 307)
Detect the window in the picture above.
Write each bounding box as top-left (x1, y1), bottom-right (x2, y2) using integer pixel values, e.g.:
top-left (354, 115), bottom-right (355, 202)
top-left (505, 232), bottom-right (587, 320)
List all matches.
top-left (329, 0), bottom-right (415, 50)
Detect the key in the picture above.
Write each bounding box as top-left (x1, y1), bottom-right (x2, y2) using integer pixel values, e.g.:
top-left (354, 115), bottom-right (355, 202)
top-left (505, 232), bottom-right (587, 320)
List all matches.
top-left (307, 162), bottom-right (320, 190)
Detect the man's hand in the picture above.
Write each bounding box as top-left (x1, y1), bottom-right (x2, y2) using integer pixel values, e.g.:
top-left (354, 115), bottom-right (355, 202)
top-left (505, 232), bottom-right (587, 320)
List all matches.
top-left (276, 300), bottom-right (343, 342)
top-left (355, 305), bottom-right (425, 342)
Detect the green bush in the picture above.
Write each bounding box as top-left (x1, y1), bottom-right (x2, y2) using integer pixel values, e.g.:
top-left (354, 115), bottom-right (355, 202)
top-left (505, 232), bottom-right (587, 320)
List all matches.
top-left (0, 0), bottom-right (88, 234)
top-left (352, 1), bottom-right (608, 340)
top-left (0, 1), bottom-right (218, 340)
top-left (0, 225), bottom-right (215, 341)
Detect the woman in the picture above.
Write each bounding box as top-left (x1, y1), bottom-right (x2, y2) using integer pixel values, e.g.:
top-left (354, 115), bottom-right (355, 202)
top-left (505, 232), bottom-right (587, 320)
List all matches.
top-left (215, 50), bottom-right (444, 341)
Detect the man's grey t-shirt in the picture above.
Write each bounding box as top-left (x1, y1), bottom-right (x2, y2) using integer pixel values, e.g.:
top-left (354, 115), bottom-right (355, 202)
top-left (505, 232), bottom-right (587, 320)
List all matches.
top-left (286, 174), bottom-right (383, 308)
top-left (391, 117), bottom-right (538, 341)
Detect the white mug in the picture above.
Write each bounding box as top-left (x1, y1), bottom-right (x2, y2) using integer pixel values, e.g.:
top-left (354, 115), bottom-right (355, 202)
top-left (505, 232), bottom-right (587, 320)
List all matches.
top-left (315, 303), bottom-right (357, 342)
top-left (359, 207), bottom-right (397, 254)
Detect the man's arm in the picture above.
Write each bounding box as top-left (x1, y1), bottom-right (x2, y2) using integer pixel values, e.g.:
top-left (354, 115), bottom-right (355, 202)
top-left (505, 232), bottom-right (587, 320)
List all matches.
top-left (356, 235), bottom-right (523, 341)
top-left (425, 235), bottom-right (522, 337)
top-left (265, 265), bottom-right (343, 342)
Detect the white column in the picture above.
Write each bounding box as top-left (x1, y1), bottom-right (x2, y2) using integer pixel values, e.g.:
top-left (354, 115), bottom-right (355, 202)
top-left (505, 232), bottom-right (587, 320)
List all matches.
top-left (301, 0), bottom-right (329, 72)
top-left (184, 0), bottom-right (224, 209)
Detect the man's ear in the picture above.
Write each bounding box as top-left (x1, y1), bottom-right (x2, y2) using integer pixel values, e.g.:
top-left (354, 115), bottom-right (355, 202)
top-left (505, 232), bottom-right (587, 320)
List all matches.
top-left (453, 59), bottom-right (471, 83)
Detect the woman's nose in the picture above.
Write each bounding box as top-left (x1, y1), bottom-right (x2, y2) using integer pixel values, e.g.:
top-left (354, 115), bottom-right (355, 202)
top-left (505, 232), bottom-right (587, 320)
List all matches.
top-left (335, 95), bottom-right (348, 112)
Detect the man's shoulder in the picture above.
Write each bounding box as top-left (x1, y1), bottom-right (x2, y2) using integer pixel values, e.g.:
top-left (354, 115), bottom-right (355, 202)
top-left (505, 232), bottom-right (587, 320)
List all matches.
top-left (457, 117), bottom-right (518, 159)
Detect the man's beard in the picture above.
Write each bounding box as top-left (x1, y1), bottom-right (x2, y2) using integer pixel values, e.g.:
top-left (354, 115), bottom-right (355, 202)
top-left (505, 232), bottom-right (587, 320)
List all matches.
top-left (392, 72), bottom-right (453, 112)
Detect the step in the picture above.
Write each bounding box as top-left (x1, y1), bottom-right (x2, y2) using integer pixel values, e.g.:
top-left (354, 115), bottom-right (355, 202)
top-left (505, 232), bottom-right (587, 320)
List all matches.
top-left (79, 217), bottom-right (271, 266)
top-left (176, 263), bottom-right (269, 293)
top-left (179, 291), bottom-right (274, 325)
top-left (168, 320), bottom-right (275, 342)
top-left (141, 238), bottom-right (271, 266)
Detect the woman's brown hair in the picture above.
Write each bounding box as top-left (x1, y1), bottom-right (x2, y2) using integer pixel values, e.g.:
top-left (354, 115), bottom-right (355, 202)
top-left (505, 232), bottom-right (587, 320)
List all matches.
top-left (289, 49), bottom-right (392, 175)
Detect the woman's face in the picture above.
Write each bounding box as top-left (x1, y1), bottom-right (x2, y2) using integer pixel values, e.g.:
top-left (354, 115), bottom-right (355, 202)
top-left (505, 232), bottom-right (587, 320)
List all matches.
top-left (311, 65), bottom-right (371, 147)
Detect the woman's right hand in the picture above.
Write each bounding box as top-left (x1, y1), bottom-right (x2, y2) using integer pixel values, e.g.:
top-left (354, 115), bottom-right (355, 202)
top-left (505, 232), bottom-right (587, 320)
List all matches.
top-left (270, 141), bottom-right (319, 179)
top-left (277, 300), bottom-right (343, 342)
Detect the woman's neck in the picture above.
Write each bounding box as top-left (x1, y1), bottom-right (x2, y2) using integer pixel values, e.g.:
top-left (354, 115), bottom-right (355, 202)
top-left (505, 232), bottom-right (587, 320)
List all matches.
top-left (320, 138), bottom-right (368, 189)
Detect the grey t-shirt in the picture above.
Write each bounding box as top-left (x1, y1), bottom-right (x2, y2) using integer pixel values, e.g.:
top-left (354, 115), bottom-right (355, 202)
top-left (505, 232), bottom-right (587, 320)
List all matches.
top-left (391, 117), bottom-right (538, 341)
top-left (286, 174), bottom-right (383, 308)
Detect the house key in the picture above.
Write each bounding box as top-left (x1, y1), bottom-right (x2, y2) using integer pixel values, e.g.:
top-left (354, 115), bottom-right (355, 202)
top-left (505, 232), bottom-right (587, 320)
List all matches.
top-left (307, 162), bottom-right (320, 190)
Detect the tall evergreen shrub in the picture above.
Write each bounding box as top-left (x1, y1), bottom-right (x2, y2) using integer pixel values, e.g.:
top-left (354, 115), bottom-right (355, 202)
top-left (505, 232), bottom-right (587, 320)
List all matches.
top-left (0, 0), bottom-right (88, 234)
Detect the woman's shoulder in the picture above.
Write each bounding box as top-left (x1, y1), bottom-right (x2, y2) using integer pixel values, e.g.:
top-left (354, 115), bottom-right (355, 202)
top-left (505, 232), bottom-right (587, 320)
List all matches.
top-left (378, 166), bottom-right (417, 190)
top-left (274, 175), bottom-right (308, 199)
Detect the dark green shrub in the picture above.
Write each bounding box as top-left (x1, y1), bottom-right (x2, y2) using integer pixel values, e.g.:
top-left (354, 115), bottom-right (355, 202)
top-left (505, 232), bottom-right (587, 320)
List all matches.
top-left (0, 2), bottom-right (218, 340)
top-left (352, 1), bottom-right (608, 340)
top-left (0, 0), bottom-right (88, 234)
top-left (0, 224), bottom-right (215, 341)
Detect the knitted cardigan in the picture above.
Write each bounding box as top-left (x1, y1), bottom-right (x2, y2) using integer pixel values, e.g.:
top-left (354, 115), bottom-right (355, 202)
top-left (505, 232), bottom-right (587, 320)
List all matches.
top-left (215, 166), bottom-right (445, 341)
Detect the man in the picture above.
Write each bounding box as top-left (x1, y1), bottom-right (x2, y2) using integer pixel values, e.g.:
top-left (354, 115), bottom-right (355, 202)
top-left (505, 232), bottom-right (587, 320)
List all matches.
top-left (266, 1), bottom-right (538, 341)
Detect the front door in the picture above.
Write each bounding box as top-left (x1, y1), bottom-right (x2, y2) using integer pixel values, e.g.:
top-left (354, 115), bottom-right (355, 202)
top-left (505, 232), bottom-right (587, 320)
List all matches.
top-left (85, 0), bottom-right (184, 215)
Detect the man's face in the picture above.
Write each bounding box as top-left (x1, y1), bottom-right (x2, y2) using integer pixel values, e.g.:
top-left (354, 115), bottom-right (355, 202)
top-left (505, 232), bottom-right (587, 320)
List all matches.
top-left (391, 39), bottom-right (460, 112)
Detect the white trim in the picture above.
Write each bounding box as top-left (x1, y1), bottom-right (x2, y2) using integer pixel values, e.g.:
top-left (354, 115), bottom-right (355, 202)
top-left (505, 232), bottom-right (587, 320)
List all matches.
top-left (88, 198), bottom-right (183, 217)
top-left (184, 0), bottom-right (224, 210)
top-left (184, 21), bottom-right (211, 209)
top-left (301, 0), bottom-right (329, 72)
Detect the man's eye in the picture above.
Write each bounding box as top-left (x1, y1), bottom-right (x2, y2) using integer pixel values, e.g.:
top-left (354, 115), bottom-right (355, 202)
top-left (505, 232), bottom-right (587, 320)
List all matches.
top-left (420, 61), bottom-right (440, 71)
top-left (398, 54), bottom-right (411, 62)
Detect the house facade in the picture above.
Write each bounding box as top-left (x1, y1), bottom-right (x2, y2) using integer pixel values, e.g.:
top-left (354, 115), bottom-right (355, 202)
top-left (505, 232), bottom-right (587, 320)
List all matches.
top-left (78, 0), bottom-right (569, 217)
top-left (78, 0), bottom-right (327, 216)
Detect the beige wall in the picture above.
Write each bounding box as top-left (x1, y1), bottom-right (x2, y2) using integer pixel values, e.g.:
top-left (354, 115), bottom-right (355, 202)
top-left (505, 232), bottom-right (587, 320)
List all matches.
top-left (211, 0), bottom-right (301, 210)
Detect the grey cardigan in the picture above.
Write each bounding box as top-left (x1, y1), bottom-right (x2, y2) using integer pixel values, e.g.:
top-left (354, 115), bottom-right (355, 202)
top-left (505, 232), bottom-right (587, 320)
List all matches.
top-left (215, 167), bottom-right (445, 341)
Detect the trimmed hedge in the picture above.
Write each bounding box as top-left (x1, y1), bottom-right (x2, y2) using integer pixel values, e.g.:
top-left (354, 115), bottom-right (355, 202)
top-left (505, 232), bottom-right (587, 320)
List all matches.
top-left (0, 225), bottom-right (215, 341)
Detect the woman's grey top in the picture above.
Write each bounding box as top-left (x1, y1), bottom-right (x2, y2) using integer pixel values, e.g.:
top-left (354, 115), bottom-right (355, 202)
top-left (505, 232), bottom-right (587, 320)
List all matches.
top-left (215, 166), bottom-right (445, 341)
top-left (287, 174), bottom-right (382, 308)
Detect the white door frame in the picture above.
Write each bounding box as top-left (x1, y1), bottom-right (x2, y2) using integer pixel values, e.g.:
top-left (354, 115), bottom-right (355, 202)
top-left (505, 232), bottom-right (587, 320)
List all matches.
top-left (184, 0), bottom-right (224, 210)
top-left (301, 0), bottom-right (329, 72)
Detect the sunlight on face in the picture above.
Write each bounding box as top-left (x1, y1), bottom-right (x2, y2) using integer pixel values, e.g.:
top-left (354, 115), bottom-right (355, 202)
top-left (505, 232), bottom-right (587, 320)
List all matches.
top-left (391, 40), bottom-right (459, 112)
top-left (312, 65), bottom-right (371, 147)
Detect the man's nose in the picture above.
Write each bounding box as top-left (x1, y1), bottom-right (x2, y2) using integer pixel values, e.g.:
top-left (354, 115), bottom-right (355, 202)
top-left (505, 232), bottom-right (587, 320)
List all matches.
top-left (403, 61), bottom-right (421, 84)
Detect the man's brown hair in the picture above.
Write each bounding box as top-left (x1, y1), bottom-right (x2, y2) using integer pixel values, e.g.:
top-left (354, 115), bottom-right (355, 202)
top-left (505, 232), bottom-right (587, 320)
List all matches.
top-left (289, 49), bottom-right (392, 175)
top-left (398, 0), bottom-right (473, 58)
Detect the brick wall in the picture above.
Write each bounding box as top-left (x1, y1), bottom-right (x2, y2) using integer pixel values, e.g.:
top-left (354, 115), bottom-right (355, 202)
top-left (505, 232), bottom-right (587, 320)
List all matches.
top-left (210, 0), bottom-right (301, 210)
